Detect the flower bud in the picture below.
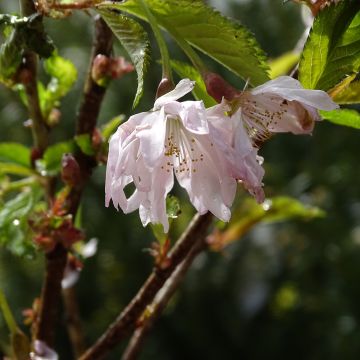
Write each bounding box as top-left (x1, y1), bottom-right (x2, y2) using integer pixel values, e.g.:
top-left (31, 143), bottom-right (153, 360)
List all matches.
top-left (61, 153), bottom-right (81, 187)
top-left (204, 72), bottom-right (240, 103)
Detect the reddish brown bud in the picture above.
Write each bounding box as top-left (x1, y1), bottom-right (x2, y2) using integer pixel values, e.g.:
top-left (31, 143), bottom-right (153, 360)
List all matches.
top-left (156, 78), bottom-right (175, 99)
top-left (30, 147), bottom-right (43, 168)
top-left (204, 72), bottom-right (240, 103)
top-left (91, 54), bottom-right (110, 85)
top-left (92, 54), bottom-right (134, 86)
top-left (61, 153), bottom-right (81, 187)
top-left (109, 57), bottom-right (134, 79)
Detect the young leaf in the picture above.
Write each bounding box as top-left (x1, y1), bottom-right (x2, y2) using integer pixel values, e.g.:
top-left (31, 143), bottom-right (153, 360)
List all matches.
top-left (0, 188), bottom-right (42, 257)
top-left (98, 9), bottom-right (150, 108)
top-left (101, 114), bottom-right (125, 142)
top-left (268, 52), bottom-right (300, 79)
top-left (0, 29), bottom-right (24, 85)
top-left (41, 53), bottom-right (78, 117)
top-left (98, 0), bottom-right (269, 86)
top-left (75, 134), bottom-right (95, 156)
top-left (210, 196), bottom-right (324, 251)
top-left (0, 143), bottom-right (30, 167)
top-left (299, 1), bottom-right (360, 90)
top-left (36, 141), bottom-right (75, 175)
top-left (23, 13), bottom-right (54, 58)
top-left (170, 60), bottom-right (217, 107)
top-left (320, 109), bottom-right (360, 129)
top-left (0, 163), bottom-right (34, 177)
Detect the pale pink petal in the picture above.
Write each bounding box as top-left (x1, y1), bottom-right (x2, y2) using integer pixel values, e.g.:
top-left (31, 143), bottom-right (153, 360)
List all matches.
top-left (137, 109), bottom-right (167, 168)
top-left (251, 76), bottom-right (338, 111)
top-left (154, 78), bottom-right (195, 109)
top-left (31, 340), bottom-right (58, 360)
top-left (139, 163), bottom-right (174, 233)
top-left (179, 100), bottom-right (209, 134)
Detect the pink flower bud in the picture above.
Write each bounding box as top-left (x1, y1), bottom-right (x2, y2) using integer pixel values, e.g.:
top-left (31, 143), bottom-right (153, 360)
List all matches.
top-left (61, 153), bottom-right (81, 187)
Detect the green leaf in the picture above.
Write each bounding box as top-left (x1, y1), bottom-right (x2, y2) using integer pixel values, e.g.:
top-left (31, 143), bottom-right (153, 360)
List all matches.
top-left (40, 53), bottom-right (77, 118)
top-left (170, 60), bottom-right (217, 107)
top-left (150, 223), bottom-right (167, 244)
top-left (268, 51), bottom-right (300, 79)
top-left (23, 14), bottom-right (55, 58)
top-left (36, 141), bottom-right (75, 175)
top-left (299, 1), bottom-right (360, 90)
top-left (333, 80), bottom-right (360, 104)
top-left (0, 29), bottom-right (24, 85)
top-left (75, 134), bottom-right (95, 156)
top-left (320, 108), bottom-right (360, 129)
top-left (100, 0), bottom-right (269, 86)
top-left (0, 163), bottom-right (34, 177)
top-left (101, 114), bottom-right (125, 142)
top-left (0, 14), bottom-right (55, 86)
top-left (0, 143), bottom-right (30, 167)
top-left (211, 196), bottom-right (324, 250)
top-left (0, 188), bottom-right (42, 257)
top-left (98, 9), bottom-right (150, 108)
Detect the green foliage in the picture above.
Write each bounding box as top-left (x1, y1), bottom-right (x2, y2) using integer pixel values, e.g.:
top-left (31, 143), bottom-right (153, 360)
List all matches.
top-left (0, 143), bottom-right (30, 168)
top-left (268, 51), bottom-right (299, 79)
top-left (0, 163), bottom-right (34, 177)
top-left (320, 108), bottom-right (360, 129)
top-left (99, 0), bottom-right (269, 86)
top-left (333, 80), bottom-right (360, 104)
top-left (170, 60), bottom-right (216, 107)
top-left (299, 1), bottom-right (360, 90)
top-left (0, 28), bottom-right (23, 84)
top-left (36, 141), bottom-right (75, 175)
top-left (101, 115), bottom-right (125, 142)
top-left (75, 134), bottom-right (95, 156)
top-left (40, 53), bottom-right (77, 118)
top-left (0, 14), bottom-right (54, 85)
top-left (98, 9), bottom-right (150, 108)
top-left (0, 187), bottom-right (42, 257)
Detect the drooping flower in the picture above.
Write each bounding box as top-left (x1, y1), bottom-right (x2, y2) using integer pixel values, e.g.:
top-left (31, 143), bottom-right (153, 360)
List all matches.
top-left (105, 79), bottom-right (238, 232)
top-left (236, 76), bottom-right (339, 141)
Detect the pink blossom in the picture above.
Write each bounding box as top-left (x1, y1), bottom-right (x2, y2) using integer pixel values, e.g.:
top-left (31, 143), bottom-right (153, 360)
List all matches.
top-left (237, 76), bottom-right (338, 141)
top-left (105, 79), bottom-right (237, 232)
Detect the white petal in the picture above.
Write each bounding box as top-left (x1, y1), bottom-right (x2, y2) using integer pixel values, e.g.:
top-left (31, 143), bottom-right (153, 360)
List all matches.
top-left (31, 340), bottom-right (58, 360)
top-left (251, 76), bottom-right (338, 111)
top-left (137, 108), bottom-right (167, 168)
top-left (179, 100), bottom-right (209, 134)
top-left (174, 130), bottom-right (236, 222)
top-left (139, 163), bottom-right (174, 233)
top-left (154, 79), bottom-right (195, 109)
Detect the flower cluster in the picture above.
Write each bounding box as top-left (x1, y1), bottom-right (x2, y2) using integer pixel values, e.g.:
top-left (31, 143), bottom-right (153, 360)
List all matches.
top-left (106, 76), bottom-right (337, 232)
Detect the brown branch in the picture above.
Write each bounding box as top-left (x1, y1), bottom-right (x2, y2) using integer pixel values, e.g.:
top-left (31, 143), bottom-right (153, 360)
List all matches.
top-left (19, 0), bottom-right (49, 153)
top-left (79, 212), bottom-right (213, 360)
top-left (122, 232), bottom-right (208, 360)
top-left (35, 16), bottom-right (113, 348)
top-left (63, 286), bottom-right (86, 358)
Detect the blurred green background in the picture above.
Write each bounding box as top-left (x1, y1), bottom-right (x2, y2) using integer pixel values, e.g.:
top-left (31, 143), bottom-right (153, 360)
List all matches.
top-left (1, 0), bottom-right (360, 359)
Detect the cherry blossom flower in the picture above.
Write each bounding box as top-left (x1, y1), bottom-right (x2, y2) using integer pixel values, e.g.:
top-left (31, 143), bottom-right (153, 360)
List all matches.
top-left (236, 76), bottom-right (338, 142)
top-left (105, 79), bottom-right (238, 232)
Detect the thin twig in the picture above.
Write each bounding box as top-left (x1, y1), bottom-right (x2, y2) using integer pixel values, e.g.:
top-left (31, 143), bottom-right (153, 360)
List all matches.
top-left (63, 286), bottom-right (86, 357)
top-left (79, 212), bottom-right (213, 360)
top-left (122, 233), bottom-right (208, 360)
top-left (19, 0), bottom-right (49, 153)
top-left (61, 15), bottom-right (113, 353)
top-left (35, 16), bottom-right (113, 348)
